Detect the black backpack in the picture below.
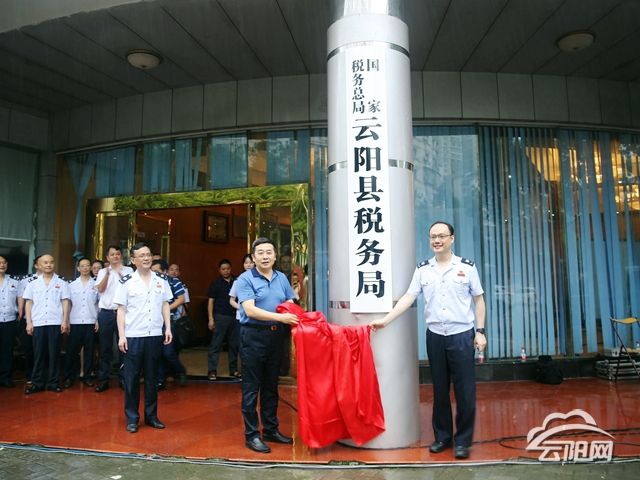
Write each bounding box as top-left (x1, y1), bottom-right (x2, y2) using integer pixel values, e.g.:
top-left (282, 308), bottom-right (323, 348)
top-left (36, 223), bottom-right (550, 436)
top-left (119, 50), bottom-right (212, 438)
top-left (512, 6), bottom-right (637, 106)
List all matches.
top-left (535, 355), bottom-right (564, 384)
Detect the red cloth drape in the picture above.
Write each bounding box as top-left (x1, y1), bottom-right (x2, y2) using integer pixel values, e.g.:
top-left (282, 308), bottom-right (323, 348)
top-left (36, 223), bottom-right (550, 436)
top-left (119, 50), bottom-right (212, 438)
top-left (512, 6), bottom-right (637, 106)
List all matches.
top-left (278, 303), bottom-right (385, 448)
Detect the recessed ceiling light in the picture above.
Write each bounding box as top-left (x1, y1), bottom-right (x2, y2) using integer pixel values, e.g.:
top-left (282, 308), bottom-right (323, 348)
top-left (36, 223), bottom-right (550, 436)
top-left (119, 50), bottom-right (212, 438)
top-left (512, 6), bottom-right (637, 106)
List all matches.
top-left (126, 49), bottom-right (162, 69)
top-left (556, 31), bottom-right (594, 52)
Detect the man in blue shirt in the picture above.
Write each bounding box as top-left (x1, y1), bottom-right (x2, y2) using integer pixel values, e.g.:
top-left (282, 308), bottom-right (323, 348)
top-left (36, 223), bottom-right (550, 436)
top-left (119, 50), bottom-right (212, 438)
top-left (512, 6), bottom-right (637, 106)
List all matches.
top-left (235, 237), bottom-right (298, 454)
top-left (151, 259), bottom-right (187, 388)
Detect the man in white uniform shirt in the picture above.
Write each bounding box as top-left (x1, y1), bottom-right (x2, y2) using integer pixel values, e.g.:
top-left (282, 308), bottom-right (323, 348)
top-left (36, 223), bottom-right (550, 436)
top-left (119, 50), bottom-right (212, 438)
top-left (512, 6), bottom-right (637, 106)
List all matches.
top-left (0, 256), bottom-right (21, 387)
top-left (22, 254), bottom-right (70, 394)
top-left (370, 221), bottom-right (486, 460)
top-left (95, 245), bottom-right (133, 392)
top-left (63, 258), bottom-right (99, 388)
top-left (114, 243), bottom-right (172, 433)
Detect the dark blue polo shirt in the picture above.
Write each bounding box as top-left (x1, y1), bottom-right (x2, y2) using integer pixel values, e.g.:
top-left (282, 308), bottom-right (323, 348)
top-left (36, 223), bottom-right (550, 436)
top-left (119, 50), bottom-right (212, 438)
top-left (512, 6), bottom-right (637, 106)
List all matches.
top-left (236, 267), bottom-right (295, 326)
top-left (207, 276), bottom-right (235, 316)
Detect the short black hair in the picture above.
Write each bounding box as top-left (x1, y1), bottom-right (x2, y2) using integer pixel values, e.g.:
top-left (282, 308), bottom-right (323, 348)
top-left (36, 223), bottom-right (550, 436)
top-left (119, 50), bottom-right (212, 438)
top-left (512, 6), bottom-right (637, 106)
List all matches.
top-left (242, 253), bottom-right (253, 264)
top-left (76, 257), bottom-right (91, 266)
top-left (429, 221), bottom-right (454, 236)
top-left (218, 258), bottom-right (231, 267)
top-left (106, 245), bottom-right (122, 254)
top-left (130, 242), bottom-right (148, 256)
top-left (92, 259), bottom-right (105, 268)
top-left (252, 237), bottom-right (275, 253)
top-left (152, 259), bottom-right (169, 271)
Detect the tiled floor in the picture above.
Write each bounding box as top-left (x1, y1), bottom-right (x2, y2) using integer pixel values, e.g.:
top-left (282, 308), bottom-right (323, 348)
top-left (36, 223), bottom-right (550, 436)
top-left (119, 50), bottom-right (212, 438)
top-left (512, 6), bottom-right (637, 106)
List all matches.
top-left (0, 377), bottom-right (638, 464)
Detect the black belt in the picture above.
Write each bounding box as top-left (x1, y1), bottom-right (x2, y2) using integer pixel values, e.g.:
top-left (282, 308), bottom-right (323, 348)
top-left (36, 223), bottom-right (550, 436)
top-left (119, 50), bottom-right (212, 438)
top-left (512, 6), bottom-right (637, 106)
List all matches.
top-left (242, 323), bottom-right (281, 331)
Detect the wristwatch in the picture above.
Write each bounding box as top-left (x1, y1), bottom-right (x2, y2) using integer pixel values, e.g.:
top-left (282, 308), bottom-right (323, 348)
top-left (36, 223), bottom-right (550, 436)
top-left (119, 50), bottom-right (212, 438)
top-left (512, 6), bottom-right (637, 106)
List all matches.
top-left (475, 328), bottom-right (485, 335)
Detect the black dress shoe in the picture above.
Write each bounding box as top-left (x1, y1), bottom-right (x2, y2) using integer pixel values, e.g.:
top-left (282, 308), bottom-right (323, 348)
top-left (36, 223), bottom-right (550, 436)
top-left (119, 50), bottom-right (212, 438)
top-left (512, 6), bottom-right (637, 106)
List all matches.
top-left (0, 380), bottom-right (15, 388)
top-left (429, 440), bottom-right (451, 453)
top-left (25, 384), bottom-right (44, 395)
top-left (95, 382), bottom-right (109, 393)
top-left (47, 385), bottom-right (63, 392)
top-left (156, 383), bottom-right (166, 391)
top-left (144, 418), bottom-right (166, 429)
top-left (82, 379), bottom-right (94, 387)
top-left (63, 378), bottom-right (74, 389)
top-left (126, 423), bottom-right (138, 433)
top-left (454, 446), bottom-right (470, 459)
top-left (262, 430), bottom-right (293, 444)
top-left (245, 436), bottom-right (271, 453)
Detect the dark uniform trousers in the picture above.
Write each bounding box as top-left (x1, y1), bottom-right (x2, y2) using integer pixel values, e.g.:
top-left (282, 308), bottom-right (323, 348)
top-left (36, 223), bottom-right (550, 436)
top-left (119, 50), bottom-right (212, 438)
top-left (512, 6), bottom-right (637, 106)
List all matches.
top-left (63, 324), bottom-right (95, 382)
top-left (158, 323), bottom-right (185, 383)
top-left (18, 318), bottom-right (34, 380)
top-left (426, 328), bottom-right (476, 448)
top-left (97, 309), bottom-right (122, 382)
top-left (123, 336), bottom-right (163, 424)
top-left (240, 324), bottom-right (284, 440)
top-left (208, 313), bottom-right (239, 374)
top-left (31, 325), bottom-right (62, 388)
top-left (0, 320), bottom-right (17, 383)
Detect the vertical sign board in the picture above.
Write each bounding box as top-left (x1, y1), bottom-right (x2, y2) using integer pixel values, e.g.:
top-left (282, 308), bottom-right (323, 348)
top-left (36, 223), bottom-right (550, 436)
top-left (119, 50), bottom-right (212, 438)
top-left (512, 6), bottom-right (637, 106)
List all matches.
top-left (346, 47), bottom-right (393, 313)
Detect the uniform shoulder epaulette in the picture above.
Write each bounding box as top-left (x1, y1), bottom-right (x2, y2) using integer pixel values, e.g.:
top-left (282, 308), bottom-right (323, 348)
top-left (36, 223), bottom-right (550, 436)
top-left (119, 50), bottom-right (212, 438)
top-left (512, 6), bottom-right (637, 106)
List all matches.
top-left (416, 259), bottom-right (430, 268)
top-left (119, 274), bottom-right (132, 284)
top-left (154, 272), bottom-right (168, 280)
top-left (27, 275), bottom-right (38, 283)
top-left (461, 258), bottom-right (475, 266)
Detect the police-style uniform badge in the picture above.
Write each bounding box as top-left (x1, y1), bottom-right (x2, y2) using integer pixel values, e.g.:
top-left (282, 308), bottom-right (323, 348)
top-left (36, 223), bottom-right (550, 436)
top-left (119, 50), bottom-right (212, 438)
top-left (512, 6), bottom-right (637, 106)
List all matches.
top-left (416, 259), bottom-right (430, 268)
top-left (119, 274), bottom-right (132, 284)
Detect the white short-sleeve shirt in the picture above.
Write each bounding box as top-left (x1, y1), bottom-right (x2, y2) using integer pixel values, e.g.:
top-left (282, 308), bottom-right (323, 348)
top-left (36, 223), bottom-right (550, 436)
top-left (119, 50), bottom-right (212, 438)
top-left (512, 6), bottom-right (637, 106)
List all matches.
top-left (406, 254), bottom-right (484, 336)
top-left (113, 271), bottom-right (172, 338)
top-left (0, 276), bottom-right (20, 322)
top-left (97, 265), bottom-right (134, 310)
top-left (69, 277), bottom-right (99, 325)
top-left (22, 274), bottom-right (70, 327)
top-left (229, 280), bottom-right (241, 320)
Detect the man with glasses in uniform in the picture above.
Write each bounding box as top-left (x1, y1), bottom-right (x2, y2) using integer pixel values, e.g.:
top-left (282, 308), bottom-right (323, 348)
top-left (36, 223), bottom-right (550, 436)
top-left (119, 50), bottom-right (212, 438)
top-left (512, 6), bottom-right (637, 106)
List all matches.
top-left (114, 243), bottom-right (172, 433)
top-left (370, 221), bottom-right (486, 460)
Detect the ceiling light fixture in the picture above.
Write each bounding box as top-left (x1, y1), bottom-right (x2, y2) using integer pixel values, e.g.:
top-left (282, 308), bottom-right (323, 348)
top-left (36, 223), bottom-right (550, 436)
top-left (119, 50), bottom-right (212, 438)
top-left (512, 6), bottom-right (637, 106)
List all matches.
top-left (556, 31), bottom-right (595, 52)
top-left (126, 49), bottom-right (162, 69)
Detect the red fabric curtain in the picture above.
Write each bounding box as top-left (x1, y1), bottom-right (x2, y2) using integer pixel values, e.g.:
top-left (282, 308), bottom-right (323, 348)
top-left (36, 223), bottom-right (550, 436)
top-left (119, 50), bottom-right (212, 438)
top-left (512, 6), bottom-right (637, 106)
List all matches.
top-left (278, 303), bottom-right (385, 448)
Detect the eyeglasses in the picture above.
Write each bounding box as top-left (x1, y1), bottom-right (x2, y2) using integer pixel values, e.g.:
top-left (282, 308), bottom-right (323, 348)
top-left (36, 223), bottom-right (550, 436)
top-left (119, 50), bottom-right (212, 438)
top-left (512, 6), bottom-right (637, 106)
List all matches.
top-left (429, 234), bottom-right (451, 241)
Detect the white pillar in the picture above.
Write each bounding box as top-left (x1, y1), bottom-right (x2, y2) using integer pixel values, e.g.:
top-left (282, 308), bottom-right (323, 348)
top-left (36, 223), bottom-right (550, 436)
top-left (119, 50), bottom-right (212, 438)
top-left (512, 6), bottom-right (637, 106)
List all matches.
top-left (327, 0), bottom-right (419, 448)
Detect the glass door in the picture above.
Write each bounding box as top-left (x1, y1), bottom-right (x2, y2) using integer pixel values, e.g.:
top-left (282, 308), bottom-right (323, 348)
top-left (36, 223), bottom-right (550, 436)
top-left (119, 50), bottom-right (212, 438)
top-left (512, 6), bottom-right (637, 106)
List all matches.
top-left (93, 211), bottom-right (135, 264)
top-left (135, 212), bottom-right (171, 259)
top-left (255, 201), bottom-right (308, 310)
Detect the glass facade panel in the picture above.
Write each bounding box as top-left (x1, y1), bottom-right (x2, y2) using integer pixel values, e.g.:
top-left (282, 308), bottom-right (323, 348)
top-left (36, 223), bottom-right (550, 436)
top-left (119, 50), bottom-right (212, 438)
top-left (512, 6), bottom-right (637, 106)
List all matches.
top-left (175, 138), bottom-right (207, 191)
top-left (61, 126), bottom-right (640, 360)
top-left (92, 147), bottom-right (135, 197)
top-left (480, 127), bottom-right (565, 358)
top-left (209, 134), bottom-right (248, 189)
top-left (559, 131), bottom-right (640, 353)
top-left (142, 142), bottom-right (172, 193)
top-left (413, 126), bottom-right (481, 359)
